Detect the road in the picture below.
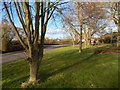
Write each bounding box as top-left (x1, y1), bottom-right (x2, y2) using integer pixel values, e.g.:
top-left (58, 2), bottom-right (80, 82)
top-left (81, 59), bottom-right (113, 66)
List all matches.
top-left (0, 45), bottom-right (68, 65)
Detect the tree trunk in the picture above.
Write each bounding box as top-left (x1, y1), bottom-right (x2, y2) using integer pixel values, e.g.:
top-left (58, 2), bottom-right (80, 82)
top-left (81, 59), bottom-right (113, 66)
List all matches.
top-left (21, 51), bottom-right (43, 87)
top-left (88, 39), bottom-right (91, 46)
top-left (114, 23), bottom-right (120, 47)
top-left (117, 36), bottom-right (120, 47)
top-left (72, 38), bottom-right (75, 47)
top-left (79, 41), bottom-right (82, 53)
top-left (86, 38), bottom-right (89, 47)
top-left (29, 60), bottom-right (40, 83)
top-left (84, 40), bottom-right (87, 48)
top-left (87, 33), bottom-right (92, 46)
top-left (79, 25), bottom-right (82, 53)
top-left (84, 34), bottom-right (87, 48)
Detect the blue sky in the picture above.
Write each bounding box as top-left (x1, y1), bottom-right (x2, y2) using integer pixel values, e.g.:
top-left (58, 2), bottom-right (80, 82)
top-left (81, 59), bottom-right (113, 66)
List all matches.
top-left (0, 2), bottom-right (67, 39)
top-left (0, 1), bottom-right (118, 39)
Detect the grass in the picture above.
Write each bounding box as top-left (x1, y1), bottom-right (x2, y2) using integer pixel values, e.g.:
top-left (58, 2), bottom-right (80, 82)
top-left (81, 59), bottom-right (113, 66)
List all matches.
top-left (2, 45), bottom-right (118, 88)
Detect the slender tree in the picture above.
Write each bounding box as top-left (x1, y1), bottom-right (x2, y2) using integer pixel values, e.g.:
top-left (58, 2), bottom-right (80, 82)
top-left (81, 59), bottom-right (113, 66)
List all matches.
top-left (61, 2), bottom-right (85, 53)
top-left (61, 2), bottom-right (108, 52)
top-left (0, 18), bottom-right (15, 51)
top-left (109, 2), bottom-right (120, 47)
top-left (3, 0), bottom-right (66, 87)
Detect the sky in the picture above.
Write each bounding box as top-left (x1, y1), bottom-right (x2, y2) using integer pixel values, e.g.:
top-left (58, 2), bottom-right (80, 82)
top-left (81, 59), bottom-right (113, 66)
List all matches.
top-left (0, 14), bottom-right (67, 40)
top-left (0, 1), bottom-right (118, 40)
top-left (0, 1), bottom-right (68, 39)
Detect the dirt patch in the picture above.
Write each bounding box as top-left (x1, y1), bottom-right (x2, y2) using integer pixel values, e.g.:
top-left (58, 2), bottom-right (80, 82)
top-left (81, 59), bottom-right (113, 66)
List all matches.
top-left (95, 44), bottom-right (112, 47)
top-left (89, 48), bottom-right (120, 54)
top-left (111, 49), bottom-right (120, 50)
top-left (101, 50), bottom-right (120, 54)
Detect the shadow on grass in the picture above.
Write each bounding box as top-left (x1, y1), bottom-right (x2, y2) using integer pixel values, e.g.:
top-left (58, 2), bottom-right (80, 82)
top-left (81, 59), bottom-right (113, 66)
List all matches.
top-left (39, 52), bottom-right (100, 83)
top-left (3, 75), bottom-right (29, 87)
top-left (3, 45), bottom-right (114, 87)
top-left (39, 45), bottom-right (115, 83)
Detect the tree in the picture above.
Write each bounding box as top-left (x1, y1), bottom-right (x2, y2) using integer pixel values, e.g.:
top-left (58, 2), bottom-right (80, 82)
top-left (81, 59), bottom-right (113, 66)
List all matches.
top-left (0, 18), bottom-right (15, 51)
top-left (3, 0), bottom-right (66, 87)
top-left (80, 2), bottom-right (108, 47)
top-left (60, 2), bottom-right (85, 53)
top-left (65, 28), bottom-right (76, 47)
top-left (74, 2), bottom-right (84, 53)
top-left (61, 2), bottom-right (108, 52)
top-left (109, 2), bottom-right (119, 30)
top-left (109, 2), bottom-right (120, 47)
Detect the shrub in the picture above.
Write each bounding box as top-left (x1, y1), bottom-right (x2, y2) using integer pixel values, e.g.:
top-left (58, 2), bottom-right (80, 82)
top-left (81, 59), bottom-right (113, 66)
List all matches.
top-left (99, 39), bottom-right (104, 43)
top-left (104, 37), bottom-right (111, 43)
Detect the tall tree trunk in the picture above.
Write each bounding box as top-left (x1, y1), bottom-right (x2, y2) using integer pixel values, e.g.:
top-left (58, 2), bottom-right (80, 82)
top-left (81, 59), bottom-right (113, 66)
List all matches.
top-left (83, 25), bottom-right (88, 48)
top-left (87, 32), bottom-right (92, 46)
top-left (115, 23), bottom-right (120, 47)
top-left (29, 60), bottom-right (39, 83)
top-left (21, 49), bottom-right (44, 87)
top-left (85, 37), bottom-right (90, 46)
top-left (72, 38), bottom-right (75, 47)
top-left (117, 37), bottom-right (119, 47)
top-left (88, 39), bottom-right (91, 46)
top-left (83, 32), bottom-right (87, 48)
top-left (79, 25), bottom-right (82, 53)
top-left (117, 2), bottom-right (120, 47)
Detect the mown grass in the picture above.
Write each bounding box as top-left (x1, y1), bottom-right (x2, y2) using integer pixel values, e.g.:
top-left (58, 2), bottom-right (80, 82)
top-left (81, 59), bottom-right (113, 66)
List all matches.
top-left (2, 45), bottom-right (118, 88)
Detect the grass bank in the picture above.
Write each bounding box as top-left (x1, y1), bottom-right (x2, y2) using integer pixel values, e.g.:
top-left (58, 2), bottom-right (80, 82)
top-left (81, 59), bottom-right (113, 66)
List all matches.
top-left (2, 45), bottom-right (118, 88)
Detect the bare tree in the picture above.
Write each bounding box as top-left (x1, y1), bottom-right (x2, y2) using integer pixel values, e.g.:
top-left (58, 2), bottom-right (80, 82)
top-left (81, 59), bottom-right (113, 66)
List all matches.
top-left (3, 0), bottom-right (66, 87)
top-left (61, 2), bottom-right (108, 52)
top-left (109, 2), bottom-right (120, 47)
top-left (64, 25), bottom-right (76, 47)
top-left (80, 2), bottom-right (108, 46)
top-left (109, 2), bottom-right (119, 29)
top-left (0, 18), bottom-right (15, 51)
top-left (74, 2), bottom-right (84, 53)
top-left (60, 2), bottom-right (85, 53)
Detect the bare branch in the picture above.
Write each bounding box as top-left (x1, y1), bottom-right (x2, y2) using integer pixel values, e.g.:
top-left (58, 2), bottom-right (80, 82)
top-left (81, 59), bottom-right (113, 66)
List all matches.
top-left (3, 2), bottom-right (28, 50)
top-left (14, 2), bottom-right (28, 37)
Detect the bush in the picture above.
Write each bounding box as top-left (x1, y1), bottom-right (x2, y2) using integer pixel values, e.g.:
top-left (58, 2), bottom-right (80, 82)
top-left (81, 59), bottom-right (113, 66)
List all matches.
top-left (99, 36), bottom-right (117, 44)
top-left (104, 37), bottom-right (111, 43)
top-left (9, 44), bottom-right (24, 52)
top-left (11, 40), bottom-right (21, 45)
top-left (8, 40), bottom-right (24, 52)
top-left (0, 18), bottom-right (15, 52)
top-left (99, 39), bottom-right (104, 43)
top-left (1, 40), bottom-right (24, 53)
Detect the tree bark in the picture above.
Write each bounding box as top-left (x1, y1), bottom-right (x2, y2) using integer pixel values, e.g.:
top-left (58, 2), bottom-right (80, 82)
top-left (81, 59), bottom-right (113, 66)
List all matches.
top-left (83, 29), bottom-right (87, 48)
top-left (88, 39), bottom-right (91, 46)
top-left (79, 25), bottom-right (82, 53)
top-left (72, 38), bottom-right (75, 47)
top-left (21, 52), bottom-right (43, 87)
top-left (29, 59), bottom-right (40, 83)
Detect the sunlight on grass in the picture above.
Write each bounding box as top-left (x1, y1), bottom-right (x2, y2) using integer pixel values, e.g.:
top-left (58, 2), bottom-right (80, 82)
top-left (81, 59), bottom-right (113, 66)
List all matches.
top-left (2, 45), bottom-right (118, 88)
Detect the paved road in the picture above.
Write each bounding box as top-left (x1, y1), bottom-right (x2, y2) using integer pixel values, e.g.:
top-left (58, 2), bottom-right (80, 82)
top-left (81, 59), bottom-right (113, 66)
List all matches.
top-left (0, 45), bottom-right (68, 65)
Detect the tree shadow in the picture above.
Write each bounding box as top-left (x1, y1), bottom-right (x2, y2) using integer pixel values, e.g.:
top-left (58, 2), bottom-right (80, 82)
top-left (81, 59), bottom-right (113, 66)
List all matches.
top-left (39, 51), bottom-right (101, 83)
top-left (39, 45), bottom-right (114, 83)
top-left (2, 75), bottom-right (28, 88)
top-left (3, 45), bottom-right (112, 87)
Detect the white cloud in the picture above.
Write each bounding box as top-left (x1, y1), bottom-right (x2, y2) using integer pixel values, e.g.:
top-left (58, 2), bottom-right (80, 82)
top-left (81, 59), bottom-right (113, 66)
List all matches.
top-left (46, 29), bottom-right (66, 34)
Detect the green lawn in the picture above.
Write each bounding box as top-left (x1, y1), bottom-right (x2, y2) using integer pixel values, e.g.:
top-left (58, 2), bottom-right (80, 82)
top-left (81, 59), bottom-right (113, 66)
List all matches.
top-left (2, 45), bottom-right (118, 88)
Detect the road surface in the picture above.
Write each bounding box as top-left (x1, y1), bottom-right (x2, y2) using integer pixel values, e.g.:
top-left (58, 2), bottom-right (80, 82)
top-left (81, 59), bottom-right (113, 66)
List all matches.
top-left (0, 45), bottom-right (68, 65)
